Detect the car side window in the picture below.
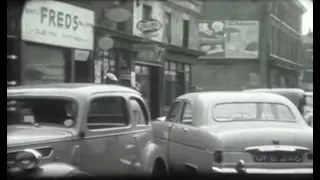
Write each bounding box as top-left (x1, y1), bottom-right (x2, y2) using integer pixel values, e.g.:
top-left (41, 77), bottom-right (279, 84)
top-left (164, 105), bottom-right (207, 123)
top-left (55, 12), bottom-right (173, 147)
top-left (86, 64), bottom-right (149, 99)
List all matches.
top-left (166, 102), bottom-right (183, 122)
top-left (180, 102), bottom-right (193, 125)
top-left (87, 96), bottom-right (128, 130)
top-left (130, 98), bottom-right (148, 126)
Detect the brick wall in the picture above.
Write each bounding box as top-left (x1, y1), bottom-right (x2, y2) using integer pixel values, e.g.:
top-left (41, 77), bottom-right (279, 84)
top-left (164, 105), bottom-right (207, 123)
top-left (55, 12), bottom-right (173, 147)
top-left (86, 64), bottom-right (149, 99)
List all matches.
top-left (191, 61), bottom-right (260, 91)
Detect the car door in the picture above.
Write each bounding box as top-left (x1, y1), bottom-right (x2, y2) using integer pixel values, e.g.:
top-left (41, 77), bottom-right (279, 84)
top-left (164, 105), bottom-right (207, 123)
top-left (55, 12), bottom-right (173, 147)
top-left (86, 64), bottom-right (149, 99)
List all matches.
top-left (168, 101), bottom-right (211, 172)
top-left (151, 101), bottom-right (184, 170)
top-left (79, 93), bottom-right (136, 176)
top-left (128, 96), bottom-right (153, 174)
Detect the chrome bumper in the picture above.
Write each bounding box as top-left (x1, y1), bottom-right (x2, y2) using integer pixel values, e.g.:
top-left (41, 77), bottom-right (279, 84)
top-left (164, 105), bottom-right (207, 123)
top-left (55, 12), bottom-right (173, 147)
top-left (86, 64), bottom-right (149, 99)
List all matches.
top-left (212, 167), bottom-right (313, 174)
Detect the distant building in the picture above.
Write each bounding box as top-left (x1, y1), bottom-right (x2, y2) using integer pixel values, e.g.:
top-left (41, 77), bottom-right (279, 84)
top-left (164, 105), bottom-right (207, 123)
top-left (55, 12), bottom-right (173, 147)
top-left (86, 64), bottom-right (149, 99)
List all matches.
top-left (192, 0), bottom-right (307, 91)
top-left (301, 30), bottom-right (313, 91)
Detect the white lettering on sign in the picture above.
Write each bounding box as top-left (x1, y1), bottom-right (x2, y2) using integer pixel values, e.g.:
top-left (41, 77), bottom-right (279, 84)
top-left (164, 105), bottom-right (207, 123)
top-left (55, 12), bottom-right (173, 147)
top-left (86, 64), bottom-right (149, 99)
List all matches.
top-left (22, 0), bottom-right (94, 50)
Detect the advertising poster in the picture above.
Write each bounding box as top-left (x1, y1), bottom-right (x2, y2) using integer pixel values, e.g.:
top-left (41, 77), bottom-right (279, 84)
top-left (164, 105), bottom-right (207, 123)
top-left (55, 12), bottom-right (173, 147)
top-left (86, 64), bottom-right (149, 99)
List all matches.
top-left (198, 20), bottom-right (226, 58)
top-left (225, 21), bottom-right (259, 58)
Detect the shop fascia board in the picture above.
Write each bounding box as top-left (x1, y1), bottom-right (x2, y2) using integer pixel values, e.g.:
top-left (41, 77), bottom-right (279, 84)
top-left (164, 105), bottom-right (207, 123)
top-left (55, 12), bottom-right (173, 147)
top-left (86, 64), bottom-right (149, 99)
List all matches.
top-left (94, 24), bottom-right (204, 57)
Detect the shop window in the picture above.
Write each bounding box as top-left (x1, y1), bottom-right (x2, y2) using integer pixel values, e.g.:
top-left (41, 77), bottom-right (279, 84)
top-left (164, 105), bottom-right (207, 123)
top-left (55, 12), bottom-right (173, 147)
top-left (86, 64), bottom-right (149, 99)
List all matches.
top-left (164, 61), bottom-right (191, 108)
top-left (21, 42), bottom-right (66, 85)
top-left (135, 65), bottom-right (151, 109)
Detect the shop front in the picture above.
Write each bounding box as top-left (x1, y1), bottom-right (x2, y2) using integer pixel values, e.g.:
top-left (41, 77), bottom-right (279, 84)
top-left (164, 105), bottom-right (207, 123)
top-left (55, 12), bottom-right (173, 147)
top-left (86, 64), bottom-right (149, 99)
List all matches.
top-left (269, 57), bottom-right (302, 88)
top-left (18, 0), bottom-right (95, 85)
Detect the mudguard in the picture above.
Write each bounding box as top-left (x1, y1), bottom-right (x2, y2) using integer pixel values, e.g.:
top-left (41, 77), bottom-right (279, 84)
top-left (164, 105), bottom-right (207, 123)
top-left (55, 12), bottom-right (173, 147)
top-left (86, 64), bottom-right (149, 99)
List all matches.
top-left (139, 140), bottom-right (169, 174)
top-left (8, 162), bottom-right (92, 178)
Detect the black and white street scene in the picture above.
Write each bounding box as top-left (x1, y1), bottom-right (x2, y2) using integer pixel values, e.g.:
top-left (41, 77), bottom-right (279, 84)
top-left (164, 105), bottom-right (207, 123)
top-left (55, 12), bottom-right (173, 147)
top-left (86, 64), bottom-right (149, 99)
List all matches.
top-left (7, 0), bottom-right (313, 177)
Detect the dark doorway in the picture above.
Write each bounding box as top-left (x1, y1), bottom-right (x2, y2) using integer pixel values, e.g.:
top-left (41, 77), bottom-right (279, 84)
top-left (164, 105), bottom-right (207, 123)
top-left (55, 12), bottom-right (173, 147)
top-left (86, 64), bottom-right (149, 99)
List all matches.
top-left (75, 61), bottom-right (90, 83)
top-left (149, 66), bottom-right (161, 119)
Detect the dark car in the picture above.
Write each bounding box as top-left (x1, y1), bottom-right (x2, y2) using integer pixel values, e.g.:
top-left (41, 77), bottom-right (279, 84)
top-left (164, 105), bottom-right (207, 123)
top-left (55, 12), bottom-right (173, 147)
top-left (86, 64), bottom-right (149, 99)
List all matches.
top-left (243, 88), bottom-right (313, 127)
top-left (7, 83), bottom-right (168, 177)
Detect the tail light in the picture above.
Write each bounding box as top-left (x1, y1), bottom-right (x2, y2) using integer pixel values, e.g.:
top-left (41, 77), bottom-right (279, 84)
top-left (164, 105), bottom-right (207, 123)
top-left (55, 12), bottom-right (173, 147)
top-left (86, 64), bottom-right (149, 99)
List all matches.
top-left (213, 151), bottom-right (223, 164)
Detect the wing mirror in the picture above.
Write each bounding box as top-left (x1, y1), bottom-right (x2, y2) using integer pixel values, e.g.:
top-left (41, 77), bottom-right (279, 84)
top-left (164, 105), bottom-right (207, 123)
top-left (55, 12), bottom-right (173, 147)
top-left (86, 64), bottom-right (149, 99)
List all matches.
top-left (305, 114), bottom-right (313, 127)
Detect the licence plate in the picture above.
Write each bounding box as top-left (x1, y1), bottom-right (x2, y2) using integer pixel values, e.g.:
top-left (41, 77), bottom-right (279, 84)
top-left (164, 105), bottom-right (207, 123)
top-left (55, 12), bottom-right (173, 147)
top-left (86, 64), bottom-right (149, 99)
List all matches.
top-left (253, 153), bottom-right (303, 163)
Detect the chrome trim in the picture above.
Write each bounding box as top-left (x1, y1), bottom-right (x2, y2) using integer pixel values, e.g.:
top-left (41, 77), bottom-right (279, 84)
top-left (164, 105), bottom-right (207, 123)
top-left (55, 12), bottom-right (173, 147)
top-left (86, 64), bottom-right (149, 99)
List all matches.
top-left (212, 166), bottom-right (313, 174)
top-left (245, 145), bottom-right (309, 153)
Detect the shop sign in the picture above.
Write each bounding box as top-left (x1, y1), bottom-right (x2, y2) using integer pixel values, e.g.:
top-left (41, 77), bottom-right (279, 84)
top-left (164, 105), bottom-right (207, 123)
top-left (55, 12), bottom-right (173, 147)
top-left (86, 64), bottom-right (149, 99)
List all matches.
top-left (74, 50), bottom-right (90, 61)
top-left (136, 19), bottom-right (163, 34)
top-left (21, 0), bottom-right (94, 50)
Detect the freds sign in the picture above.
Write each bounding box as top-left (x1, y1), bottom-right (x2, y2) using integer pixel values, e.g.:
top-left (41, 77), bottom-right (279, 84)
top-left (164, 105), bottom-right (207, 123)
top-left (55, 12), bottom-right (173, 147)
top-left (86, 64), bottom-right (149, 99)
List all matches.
top-left (21, 0), bottom-right (94, 50)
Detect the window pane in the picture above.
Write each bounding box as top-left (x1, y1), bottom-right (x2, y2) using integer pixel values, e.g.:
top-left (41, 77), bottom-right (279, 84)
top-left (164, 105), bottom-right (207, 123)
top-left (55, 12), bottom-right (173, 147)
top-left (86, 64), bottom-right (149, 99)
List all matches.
top-left (130, 99), bottom-right (148, 125)
top-left (184, 64), bottom-right (190, 72)
top-left (214, 103), bottom-right (257, 121)
top-left (213, 103), bottom-right (296, 122)
top-left (181, 103), bottom-right (192, 124)
top-left (7, 98), bottom-right (77, 128)
top-left (167, 102), bottom-right (182, 122)
top-left (87, 97), bottom-right (127, 129)
top-left (170, 62), bottom-right (176, 71)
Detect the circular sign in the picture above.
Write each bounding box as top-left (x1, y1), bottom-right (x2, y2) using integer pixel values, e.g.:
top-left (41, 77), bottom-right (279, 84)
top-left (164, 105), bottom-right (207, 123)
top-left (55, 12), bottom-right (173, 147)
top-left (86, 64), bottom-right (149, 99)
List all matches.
top-left (105, 7), bottom-right (132, 22)
top-left (98, 36), bottom-right (114, 50)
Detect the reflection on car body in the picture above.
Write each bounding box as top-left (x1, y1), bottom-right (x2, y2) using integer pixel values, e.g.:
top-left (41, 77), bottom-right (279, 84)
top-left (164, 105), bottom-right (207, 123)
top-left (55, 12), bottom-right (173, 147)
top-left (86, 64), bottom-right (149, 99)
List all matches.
top-left (152, 92), bottom-right (313, 174)
top-left (7, 83), bottom-right (168, 177)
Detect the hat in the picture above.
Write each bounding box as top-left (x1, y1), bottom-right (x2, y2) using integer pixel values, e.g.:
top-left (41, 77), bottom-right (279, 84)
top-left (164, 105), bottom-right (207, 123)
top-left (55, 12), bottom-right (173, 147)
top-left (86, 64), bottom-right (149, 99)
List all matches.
top-left (105, 72), bottom-right (118, 81)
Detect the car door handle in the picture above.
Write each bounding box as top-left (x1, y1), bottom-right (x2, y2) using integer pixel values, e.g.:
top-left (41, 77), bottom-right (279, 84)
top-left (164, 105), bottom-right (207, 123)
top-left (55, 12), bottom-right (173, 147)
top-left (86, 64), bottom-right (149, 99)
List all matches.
top-left (183, 128), bottom-right (189, 132)
top-left (132, 134), bottom-right (139, 140)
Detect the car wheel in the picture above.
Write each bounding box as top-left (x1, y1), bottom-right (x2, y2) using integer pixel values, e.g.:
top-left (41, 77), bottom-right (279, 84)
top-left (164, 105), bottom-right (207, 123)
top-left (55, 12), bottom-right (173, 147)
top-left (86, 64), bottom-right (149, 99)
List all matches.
top-left (152, 158), bottom-right (168, 177)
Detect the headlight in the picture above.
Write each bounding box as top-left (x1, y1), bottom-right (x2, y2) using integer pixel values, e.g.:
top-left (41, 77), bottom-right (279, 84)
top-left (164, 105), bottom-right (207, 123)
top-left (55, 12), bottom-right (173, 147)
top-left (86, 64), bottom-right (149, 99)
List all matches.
top-left (15, 149), bottom-right (42, 170)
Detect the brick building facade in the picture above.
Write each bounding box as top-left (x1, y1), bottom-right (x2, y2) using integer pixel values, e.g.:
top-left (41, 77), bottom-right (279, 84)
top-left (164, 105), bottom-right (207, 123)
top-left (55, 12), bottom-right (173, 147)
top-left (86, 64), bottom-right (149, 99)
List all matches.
top-left (192, 0), bottom-right (307, 91)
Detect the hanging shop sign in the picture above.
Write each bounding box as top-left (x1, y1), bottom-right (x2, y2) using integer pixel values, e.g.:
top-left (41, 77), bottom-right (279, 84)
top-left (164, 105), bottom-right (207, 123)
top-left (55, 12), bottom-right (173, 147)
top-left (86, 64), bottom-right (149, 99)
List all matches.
top-left (136, 19), bottom-right (163, 34)
top-left (98, 36), bottom-right (114, 50)
top-left (21, 0), bottom-right (95, 50)
top-left (105, 7), bottom-right (131, 22)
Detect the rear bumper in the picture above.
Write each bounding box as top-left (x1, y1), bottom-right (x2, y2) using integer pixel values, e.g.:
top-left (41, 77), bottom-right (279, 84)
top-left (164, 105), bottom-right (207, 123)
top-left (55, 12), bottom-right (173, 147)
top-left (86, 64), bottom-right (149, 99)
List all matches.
top-left (212, 167), bottom-right (313, 174)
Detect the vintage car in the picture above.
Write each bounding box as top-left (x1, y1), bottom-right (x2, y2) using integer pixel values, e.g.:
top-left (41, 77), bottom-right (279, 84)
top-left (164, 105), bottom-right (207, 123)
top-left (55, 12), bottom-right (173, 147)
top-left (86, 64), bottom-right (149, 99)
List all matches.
top-left (7, 83), bottom-right (168, 177)
top-left (152, 92), bottom-right (313, 174)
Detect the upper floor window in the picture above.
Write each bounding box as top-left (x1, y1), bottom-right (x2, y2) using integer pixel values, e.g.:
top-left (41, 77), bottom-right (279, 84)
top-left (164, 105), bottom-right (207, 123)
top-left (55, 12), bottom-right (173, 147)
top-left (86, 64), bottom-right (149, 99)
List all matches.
top-left (142, 4), bottom-right (153, 20)
top-left (183, 19), bottom-right (190, 48)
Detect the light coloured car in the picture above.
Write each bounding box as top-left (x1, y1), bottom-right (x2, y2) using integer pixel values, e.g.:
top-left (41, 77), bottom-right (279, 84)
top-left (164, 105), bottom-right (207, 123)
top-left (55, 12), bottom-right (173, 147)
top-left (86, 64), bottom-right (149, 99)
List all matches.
top-left (7, 84), bottom-right (168, 177)
top-left (152, 92), bottom-right (313, 174)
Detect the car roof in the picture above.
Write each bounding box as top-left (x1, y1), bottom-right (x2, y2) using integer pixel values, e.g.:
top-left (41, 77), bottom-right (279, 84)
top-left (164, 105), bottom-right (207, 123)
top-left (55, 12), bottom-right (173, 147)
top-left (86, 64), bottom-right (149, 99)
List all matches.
top-left (7, 83), bottom-right (141, 98)
top-left (305, 92), bottom-right (313, 96)
top-left (177, 91), bottom-right (292, 105)
top-left (244, 88), bottom-right (305, 94)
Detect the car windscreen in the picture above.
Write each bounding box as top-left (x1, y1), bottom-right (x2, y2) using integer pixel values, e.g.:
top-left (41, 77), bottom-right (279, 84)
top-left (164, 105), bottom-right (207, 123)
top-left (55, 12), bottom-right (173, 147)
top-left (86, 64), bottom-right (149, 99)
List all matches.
top-left (7, 97), bottom-right (77, 128)
top-left (213, 102), bottom-right (296, 122)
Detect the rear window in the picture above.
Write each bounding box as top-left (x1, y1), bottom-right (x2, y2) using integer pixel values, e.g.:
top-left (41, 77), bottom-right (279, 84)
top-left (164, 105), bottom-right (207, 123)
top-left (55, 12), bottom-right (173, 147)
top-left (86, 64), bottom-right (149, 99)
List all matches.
top-left (7, 98), bottom-right (77, 128)
top-left (213, 103), bottom-right (296, 122)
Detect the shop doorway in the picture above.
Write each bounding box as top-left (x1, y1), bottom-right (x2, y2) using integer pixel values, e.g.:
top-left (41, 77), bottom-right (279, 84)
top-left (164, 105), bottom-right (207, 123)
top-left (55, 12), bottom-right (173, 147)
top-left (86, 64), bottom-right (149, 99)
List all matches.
top-left (135, 64), bottom-right (160, 119)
